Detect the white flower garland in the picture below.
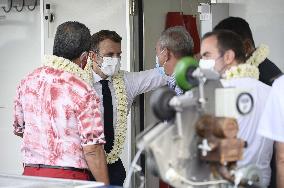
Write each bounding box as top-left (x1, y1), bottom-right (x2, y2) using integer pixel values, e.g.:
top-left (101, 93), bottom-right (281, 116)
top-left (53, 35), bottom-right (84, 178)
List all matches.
top-left (246, 44), bottom-right (269, 67)
top-left (106, 71), bottom-right (128, 164)
top-left (223, 44), bottom-right (269, 80)
top-left (223, 63), bottom-right (259, 80)
top-left (87, 57), bottom-right (128, 164)
top-left (43, 55), bottom-right (93, 86)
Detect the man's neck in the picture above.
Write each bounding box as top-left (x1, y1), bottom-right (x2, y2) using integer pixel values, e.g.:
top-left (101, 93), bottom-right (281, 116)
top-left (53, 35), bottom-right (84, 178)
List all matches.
top-left (72, 58), bottom-right (83, 69)
top-left (93, 67), bottom-right (108, 80)
top-left (165, 59), bottom-right (178, 76)
top-left (221, 60), bottom-right (240, 75)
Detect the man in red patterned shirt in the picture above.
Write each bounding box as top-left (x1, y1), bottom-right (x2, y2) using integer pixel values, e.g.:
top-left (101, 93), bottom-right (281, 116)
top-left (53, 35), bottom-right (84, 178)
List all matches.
top-left (13, 21), bottom-right (109, 184)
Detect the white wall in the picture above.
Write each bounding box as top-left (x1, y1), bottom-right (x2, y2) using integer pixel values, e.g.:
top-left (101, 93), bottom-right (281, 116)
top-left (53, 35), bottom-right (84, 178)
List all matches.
top-left (43, 0), bottom-right (128, 71)
top-left (229, 0), bottom-right (284, 71)
top-left (0, 6), bottom-right (41, 174)
top-left (200, 4), bottom-right (229, 37)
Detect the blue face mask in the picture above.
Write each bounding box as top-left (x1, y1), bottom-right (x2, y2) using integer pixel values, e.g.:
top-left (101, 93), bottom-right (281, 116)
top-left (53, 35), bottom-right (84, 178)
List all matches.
top-left (155, 48), bottom-right (166, 75)
top-left (155, 56), bottom-right (165, 75)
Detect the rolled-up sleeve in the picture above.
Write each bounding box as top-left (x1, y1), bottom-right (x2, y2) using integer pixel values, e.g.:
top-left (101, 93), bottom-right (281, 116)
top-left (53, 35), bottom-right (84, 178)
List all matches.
top-left (77, 90), bottom-right (105, 146)
top-left (13, 85), bottom-right (25, 135)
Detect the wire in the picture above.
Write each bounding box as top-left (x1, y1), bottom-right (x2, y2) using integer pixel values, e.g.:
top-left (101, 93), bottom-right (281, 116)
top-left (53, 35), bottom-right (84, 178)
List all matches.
top-left (124, 147), bottom-right (144, 188)
top-left (14, 0), bottom-right (24, 12)
top-left (27, 0), bottom-right (37, 11)
top-left (2, 0), bottom-right (13, 13)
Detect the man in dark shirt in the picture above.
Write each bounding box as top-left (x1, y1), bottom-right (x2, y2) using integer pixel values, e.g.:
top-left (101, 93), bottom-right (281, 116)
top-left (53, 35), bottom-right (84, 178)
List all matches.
top-left (214, 17), bottom-right (282, 86)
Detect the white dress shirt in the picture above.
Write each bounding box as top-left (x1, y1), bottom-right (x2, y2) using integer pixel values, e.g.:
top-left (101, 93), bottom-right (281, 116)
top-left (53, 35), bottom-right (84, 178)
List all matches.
top-left (221, 77), bottom-right (273, 186)
top-left (258, 75), bottom-right (284, 142)
top-left (92, 68), bottom-right (168, 129)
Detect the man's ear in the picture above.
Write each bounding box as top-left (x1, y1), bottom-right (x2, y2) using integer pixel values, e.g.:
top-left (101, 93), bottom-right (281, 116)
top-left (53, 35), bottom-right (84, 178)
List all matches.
top-left (80, 51), bottom-right (88, 63)
top-left (89, 51), bottom-right (96, 61)
top-left (165, 48), bottom-right (173, 62)
top-left (243, 39), bottom-right (254, 56)
top-left (223, 50), bottom-right (235, 65)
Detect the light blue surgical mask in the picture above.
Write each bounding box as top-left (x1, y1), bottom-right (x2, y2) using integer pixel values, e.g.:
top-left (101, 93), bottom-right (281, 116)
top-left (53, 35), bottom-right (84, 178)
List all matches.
top-left (155, 49), bottom-right (166, 75)
top-left (156, 56), bottom-right (165, 75)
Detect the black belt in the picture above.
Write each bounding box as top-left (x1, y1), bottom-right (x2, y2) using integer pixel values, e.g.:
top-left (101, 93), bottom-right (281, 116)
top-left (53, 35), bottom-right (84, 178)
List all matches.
top-left (24, 164), bottom-right (89, 173)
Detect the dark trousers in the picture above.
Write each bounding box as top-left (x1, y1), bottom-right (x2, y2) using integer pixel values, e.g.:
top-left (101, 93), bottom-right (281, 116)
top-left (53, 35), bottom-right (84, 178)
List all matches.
top-left (108, 158), bottom-right (126, 186)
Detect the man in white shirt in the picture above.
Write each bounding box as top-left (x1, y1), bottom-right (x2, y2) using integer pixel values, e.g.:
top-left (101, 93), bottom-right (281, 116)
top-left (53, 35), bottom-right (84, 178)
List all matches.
top-left (88, 30), bottom-right (168, 186)
top-left (155, 26), bottom-right (194, 95)
top-left (258, 75), bottom-right (284, 188)
top-left (200, 30), bottom-right (273, 186)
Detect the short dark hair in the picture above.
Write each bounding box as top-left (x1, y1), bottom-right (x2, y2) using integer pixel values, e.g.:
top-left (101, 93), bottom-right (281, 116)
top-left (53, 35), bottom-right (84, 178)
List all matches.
top-left (53, 21), bottom-right (91, 60)
top-left (214, 17), bottom-right (255, 47)
top-left (90, 30), bottom-right (122, 52)
top-left (159, 26), bottom-right (194, 58)
top-left (202, 30), bottom-right (246, 63)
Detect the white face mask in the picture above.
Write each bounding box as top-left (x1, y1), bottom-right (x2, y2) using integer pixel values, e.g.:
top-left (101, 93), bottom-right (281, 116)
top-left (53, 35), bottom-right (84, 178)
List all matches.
top-left (100, 57), bottom-right (121, 76)
top-left (199, 59), bottom-right (220, 79)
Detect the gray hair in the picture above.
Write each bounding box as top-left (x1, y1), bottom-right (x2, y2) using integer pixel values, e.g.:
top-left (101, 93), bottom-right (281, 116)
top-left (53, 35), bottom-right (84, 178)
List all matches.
top-left (158, 26), bottom-right (194, 58)
top-left (53, 21), bottom-right (91, 60)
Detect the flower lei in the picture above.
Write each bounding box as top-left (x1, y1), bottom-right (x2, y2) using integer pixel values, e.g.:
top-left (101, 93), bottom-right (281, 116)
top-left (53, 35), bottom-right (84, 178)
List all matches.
top-left (86, 57), bottom-right (128, 164)
top-left (223, 63), bottom-right (260, 80)
top-left (246, 44), bottom-right (269, 66)
top-left (106, 71), bottom-right (128, 164)
top-left (223, 44), bottom-right (269, 80)
top-left (43, 55), bottom-right (93, 86)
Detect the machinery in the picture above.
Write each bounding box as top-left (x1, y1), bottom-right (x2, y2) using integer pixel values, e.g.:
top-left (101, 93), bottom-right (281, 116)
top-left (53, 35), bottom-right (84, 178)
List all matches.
top-left (125, 57), bottom-right (262, 188)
